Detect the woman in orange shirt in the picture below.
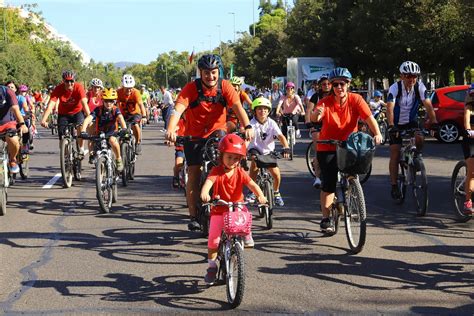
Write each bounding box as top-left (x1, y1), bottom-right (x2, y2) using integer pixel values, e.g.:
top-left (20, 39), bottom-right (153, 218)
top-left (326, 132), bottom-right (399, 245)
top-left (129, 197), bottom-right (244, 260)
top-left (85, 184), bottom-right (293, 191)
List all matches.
top-left (311, 67), bottom-right (382, 233)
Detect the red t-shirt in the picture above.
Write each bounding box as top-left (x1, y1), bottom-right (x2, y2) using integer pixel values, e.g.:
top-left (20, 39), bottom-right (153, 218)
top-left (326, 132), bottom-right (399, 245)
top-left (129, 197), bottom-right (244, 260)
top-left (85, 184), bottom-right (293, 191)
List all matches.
top-left (87, 90), bottom-right (103, 113)
top-left (50, 82), bottom-right (86, 115)
top-left (176, 79), bottom-right (240, 138)
top-left (207, 165), bottom-right (251, 214)
top-left (316, 92), bottom-right (372, 152)
top-left (175, 118), bottom-right (186, 151)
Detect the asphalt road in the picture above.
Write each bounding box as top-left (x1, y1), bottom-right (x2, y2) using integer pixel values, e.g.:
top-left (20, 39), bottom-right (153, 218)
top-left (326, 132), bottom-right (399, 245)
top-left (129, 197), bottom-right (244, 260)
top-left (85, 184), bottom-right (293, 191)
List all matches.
top-left (0, 123), bottom-right (472, 315)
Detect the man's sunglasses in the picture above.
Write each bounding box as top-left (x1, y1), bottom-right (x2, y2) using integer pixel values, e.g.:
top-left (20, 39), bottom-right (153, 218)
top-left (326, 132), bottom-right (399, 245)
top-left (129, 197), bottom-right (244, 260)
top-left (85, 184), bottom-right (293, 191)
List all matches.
top-left (65, 80), bottom-right (75, 84)
top-left (332, 82), bottom-right (347, 88)
top-left (404, 74), bottom-right (418, 79)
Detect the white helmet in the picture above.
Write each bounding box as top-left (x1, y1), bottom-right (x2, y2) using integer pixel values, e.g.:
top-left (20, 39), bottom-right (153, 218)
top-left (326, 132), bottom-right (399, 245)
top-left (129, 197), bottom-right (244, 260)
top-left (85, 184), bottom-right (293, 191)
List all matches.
top-left (122, 74), bottom-right (135, 88)
top-left (89, 78), bottom-right (103, 88)
top-left (399, 61), bottom-right (420, 75)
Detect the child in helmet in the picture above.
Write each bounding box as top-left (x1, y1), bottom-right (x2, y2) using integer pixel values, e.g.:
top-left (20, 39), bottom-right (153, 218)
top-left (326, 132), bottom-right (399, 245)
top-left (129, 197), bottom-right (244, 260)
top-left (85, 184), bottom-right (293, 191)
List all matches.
top-left (81, 88), bottom-right (127, 171)
top-left (246, 97), bottom-right (290, 206)
top-left (369, 90), bottom-right (386, 118)
top-left (227, 76), bottom-right (253, 133)
top-left (200, 133), bottom-right (267, 285)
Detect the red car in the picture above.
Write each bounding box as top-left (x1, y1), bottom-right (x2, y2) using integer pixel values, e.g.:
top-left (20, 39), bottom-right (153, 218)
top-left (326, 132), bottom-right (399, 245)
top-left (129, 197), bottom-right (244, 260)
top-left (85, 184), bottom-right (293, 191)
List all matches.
top-left (429, 85), bottom-right (469, 143)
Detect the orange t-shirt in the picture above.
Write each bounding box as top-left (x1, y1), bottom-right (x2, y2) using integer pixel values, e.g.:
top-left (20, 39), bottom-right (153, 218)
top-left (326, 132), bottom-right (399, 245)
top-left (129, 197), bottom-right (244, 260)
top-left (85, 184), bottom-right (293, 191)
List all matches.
top-left (316, 92), bottom-right (372, 152)
top-left (207, 165), bottom-right (251, 214)
top-left (117, 87), bottom-right (142, 116)
top-left (176, 79), bottom-right (240, 138)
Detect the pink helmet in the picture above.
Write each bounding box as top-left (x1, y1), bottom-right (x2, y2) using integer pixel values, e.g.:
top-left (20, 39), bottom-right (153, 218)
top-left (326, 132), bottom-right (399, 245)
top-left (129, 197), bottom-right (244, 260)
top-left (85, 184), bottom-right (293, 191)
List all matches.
top-left (19, 85), bottom-right (28, 92)
top-left (285, 82), bottom-right (295, 89)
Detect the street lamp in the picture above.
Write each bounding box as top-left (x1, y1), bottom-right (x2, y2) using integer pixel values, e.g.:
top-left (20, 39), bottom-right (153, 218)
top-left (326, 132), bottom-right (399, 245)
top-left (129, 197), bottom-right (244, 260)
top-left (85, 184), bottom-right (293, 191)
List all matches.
top-left (208, 34), bottom-right (212, 51)
top-left (216, 24), bottom-right (222, 55)
top-left (228, 12), bottom-right (235, 42)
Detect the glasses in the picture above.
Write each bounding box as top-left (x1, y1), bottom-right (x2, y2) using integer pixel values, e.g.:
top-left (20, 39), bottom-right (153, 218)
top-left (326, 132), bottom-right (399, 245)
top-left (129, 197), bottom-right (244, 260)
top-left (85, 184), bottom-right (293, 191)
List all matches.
top-left (65, 80), bottom-right (74, 84)
top-left (332, 82), bottom-right (347, 88)
top-left (404, 74), bottom-right (418, 79)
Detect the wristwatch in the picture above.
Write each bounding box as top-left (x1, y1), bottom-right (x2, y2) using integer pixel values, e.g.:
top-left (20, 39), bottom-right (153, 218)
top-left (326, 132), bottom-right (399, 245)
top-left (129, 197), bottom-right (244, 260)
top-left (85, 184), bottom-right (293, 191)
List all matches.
top-left (244, 124), bottom-right (252, 130)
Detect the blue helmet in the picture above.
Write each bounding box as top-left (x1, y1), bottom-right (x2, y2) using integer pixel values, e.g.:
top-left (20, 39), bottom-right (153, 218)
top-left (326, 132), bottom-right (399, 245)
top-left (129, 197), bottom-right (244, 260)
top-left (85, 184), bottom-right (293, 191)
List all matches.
top-left (328, 67), bottom-right (352, 82)
top-left (373, 90), bottom-right (383, 97)
top-left (198, 54), bottom-right (222, 70)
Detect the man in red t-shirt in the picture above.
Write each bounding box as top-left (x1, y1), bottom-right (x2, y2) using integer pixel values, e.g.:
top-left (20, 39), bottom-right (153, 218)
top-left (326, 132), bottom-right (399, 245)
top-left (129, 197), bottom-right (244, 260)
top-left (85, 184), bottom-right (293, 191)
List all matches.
top-left (41, 70), bottom-right (90, 157)
top-left (165, 54), bottom-right (254, 231)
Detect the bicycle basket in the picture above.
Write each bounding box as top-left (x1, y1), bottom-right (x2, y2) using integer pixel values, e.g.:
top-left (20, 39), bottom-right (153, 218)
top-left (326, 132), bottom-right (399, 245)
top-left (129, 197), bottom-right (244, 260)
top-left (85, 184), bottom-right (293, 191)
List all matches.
top-left (223, 206), bottom-right (252, 236)
top-left (337, 132), bottom-right (375, 174)
top-left (255, 154), bottom-right (277, 169)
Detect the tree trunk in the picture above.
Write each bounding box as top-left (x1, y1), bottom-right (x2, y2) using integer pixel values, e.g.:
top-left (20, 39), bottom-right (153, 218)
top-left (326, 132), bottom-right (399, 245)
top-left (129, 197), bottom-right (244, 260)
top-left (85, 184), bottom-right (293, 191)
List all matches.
top-left (454, 63), bottom-right (465, 85)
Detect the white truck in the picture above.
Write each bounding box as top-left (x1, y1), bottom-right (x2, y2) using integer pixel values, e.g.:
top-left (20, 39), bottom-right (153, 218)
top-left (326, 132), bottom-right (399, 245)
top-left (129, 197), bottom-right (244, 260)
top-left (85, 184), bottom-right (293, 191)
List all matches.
top-left (287, 57), bottom-right (335, 94)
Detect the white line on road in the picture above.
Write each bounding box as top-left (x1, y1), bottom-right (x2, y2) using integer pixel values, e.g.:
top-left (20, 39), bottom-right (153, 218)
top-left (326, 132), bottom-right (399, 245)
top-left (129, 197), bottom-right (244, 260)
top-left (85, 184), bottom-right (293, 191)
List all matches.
top-left (42, 173), bottom-right (62, 189)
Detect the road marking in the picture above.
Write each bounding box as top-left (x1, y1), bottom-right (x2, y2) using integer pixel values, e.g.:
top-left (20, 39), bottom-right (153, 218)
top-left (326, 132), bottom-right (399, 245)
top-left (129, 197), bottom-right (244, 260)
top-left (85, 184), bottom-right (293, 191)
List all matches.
top-left (42, 173), bottom-right (62, 189)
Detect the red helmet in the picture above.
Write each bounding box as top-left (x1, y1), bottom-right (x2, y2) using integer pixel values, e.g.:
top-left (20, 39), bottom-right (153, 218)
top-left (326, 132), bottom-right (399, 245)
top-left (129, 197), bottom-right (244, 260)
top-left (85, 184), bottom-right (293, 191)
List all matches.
top-left (218, 134), bottom-right (246, 156)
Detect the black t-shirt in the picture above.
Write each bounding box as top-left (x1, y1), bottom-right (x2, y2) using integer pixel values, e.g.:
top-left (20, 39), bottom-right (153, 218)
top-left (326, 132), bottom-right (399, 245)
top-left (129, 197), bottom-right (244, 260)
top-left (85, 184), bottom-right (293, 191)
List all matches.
top-left (309, 92), bottom-right (319, 104)
top-left (0, 86), bottom-right (17, 119)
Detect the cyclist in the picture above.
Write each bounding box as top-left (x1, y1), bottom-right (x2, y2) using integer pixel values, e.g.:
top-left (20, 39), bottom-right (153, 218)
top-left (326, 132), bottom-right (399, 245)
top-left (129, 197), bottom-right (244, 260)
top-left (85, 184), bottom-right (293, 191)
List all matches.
top-left (86, 78), bottom-right (104, 164)
top-left (160, 85), bottom-right (174, 131)
top-left (311, 67), bottom-right (382, 233)
top-left (305, 74), bottom-right (331, 188)
top-left (139, 84), bottom-right (151, 123)
top-left (200, 134), bottom-right (266, 284)
top-left (269, 82), bottom-right (283, 119)
top-left (228, 76), bottom-right (253, 132)
top-left (276, 82), bottom-right (305, 139)
top-left (165, 54), bottom-right (254, 231)
top-left (40, 70), bottom-right (90, 157)
top-left (386, 61), bottom-right (437, 200)
top-left (171, 115), bottom-right (186, 189)
top-left (246, 97), bottom-right (290, 206)
top-left (461, 84), bottom-right (474, 215)
top-left (80, 88), bottom-right (126, 172)
top-left (116, 74), bottom-right (147, 155)
top-left (1, 83), bottom-right (29, 173)
top-left (17, 85), bottom-right (34, 156)
top-left (369, 90), bottom-right (386, 117)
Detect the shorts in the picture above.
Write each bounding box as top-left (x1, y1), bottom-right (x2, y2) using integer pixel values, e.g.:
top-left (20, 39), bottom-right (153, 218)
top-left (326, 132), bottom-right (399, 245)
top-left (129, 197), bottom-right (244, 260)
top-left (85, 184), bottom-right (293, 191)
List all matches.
top-left (175, 149), bottom-right (185, 159)
top-left (183, 130), bottom-right (225, 166)
top-left (125, 114), bottom-right (142, 124)
top-left (58, 112), bottom-right (84, 138)
top-left (317, 151), bottom-right (338, 193)
top-left (388, 121), bottom-right (420, 145)
top-left (461, 137), bottom-right (474, 159)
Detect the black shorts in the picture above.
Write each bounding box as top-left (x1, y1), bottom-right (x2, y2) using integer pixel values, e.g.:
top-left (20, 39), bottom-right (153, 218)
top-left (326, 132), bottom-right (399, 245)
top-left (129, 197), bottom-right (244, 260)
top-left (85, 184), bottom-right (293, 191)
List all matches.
top-left (58, 112), bottom-right (84, 138)
top-left (388, 121), bottom-right (420, 145)
top-left (183, 131), bottom-right (226, 166)
top-left (317, 151), bottom-right (338, 193)
top-left (461, 137), bottom-right (474, 159)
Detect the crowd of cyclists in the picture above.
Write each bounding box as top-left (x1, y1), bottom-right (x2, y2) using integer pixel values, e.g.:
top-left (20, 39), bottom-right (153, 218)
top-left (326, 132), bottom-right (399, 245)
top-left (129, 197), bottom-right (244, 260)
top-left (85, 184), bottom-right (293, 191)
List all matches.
top-left (1, 53), bottom-right (473, 289)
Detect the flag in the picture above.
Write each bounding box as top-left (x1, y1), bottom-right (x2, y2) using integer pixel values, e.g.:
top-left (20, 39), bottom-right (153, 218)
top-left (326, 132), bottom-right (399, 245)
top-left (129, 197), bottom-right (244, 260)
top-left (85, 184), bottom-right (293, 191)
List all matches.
top-left (188, 48), bottom-right (195, 64)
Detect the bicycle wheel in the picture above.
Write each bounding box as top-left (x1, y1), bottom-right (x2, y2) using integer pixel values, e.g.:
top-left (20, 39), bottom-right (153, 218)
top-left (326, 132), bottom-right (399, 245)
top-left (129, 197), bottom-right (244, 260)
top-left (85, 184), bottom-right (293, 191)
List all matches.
top-left (60, 138), bottom-right (73, 188)
top-left (19, 158), bottom-right (29, 180)
top-left (378, 121), bottom-right (387, 145)
top-left (411, 159), bottom-right (428, 216)
top-left (121, 142), bottom-right (129, 186)
top-left (129, 138), bottom-right (136, 180)
top-left (96, 156), bottom-right (112, 213)
top-left (305, 141), bottom-right (316, 178)
top-left (358, 163), bottom-right (372, 185)
top-left (0, 187), bottom-right (6, 215)
top-left (112, 178), bottom-right (118, 203)
top-left (226, 243), bottom-right (245, 308)
top-left (344, 177), bottom-right (367, 254)
top-left (451, 160), bottom-right (472, 222)
top-left (73, 158), bottom-right (82, 181)
top-left (396, 163), bottom-right (407, 204)
top-left (288, 131), bottom-right (294, 160)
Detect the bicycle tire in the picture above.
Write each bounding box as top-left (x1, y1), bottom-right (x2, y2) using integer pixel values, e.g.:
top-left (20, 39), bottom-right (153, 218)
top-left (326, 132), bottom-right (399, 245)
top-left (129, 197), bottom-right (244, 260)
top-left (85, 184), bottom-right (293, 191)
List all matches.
top-left (358, 163), bottom-right (372, 185)
top-left (396, 163), bottom-right (407, 204)
top-left (129, 138), bottom-right (136, 180)
top-left (0, 187), bottom-right (6, 215)
top-left (60, 138), bottom-right (73, 188)
top-left (411, 160), bottom-right (428, 217)
top-left (121, 142), bottom-right (129, 187)
top-left (378, 121), bottom-right (388, 145)
top-left (264, 180), bottom-right (274, 229)
top-left (344, 177), bottom-right (367, 254)
top-left (451, 160), bottom-right (472, 222)
top-left (112, 179), bottom-right (118, 203)
top-left (19, 158), bottom-right (29, 180)
top-left (73, 159), bottom-right (82, 181)
top-left (226, 243), bottom-right (245, 308)
top-left (96, 156), bottom-right (112, 213)
top-left (305, 141), bottom-right (316, 178)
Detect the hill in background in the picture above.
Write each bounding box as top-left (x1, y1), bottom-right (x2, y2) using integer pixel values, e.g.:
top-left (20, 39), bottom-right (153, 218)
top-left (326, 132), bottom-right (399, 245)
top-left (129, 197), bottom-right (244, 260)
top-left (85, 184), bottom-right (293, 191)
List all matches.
top-left (114, 61), bottom-right (140, 70)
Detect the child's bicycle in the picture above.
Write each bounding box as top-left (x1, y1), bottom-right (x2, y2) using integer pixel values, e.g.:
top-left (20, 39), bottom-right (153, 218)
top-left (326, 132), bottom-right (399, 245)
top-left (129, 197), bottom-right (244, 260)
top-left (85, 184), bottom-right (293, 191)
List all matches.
top-left (202, 199), bottom-right (253, 309)
top-left (281, 114), bottom-right (296, 160)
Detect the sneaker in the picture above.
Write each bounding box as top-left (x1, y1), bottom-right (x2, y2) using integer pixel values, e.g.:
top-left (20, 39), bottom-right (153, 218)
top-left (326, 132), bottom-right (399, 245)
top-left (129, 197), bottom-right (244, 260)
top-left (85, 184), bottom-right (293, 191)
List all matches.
top-left (391, 185), bottom-right (401, 200)
top-left (9, 162), bottom-right (19, 174)
top-left (245, 192), bottom-right (256, 203)
top-left (188, 218), bottom-right (200, 231)
top-left (320, 217), bottom-right (334, 233)
top-left (135, 143), bottom-right (142, 155)
top-left (243, 233), bottom-right (255, 248)
top-left (313, 177), bottom-right (321, 189)
top-left (204, 266), bottom-right (218, 285)
top-left (463, 200), bottom-right (473, 215)
top-left (274, 192), bottom-right (284, 207)
top-left (296, 129), bottom-right (301, 139)
top-left (172, 176), bottom-right (179, 189)
top-left (116, 159), bottom-right (124, 172)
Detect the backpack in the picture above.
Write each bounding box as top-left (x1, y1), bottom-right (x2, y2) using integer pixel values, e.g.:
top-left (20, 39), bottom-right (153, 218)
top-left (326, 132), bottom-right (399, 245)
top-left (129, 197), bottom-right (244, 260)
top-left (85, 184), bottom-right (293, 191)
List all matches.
top-left (189, 78), bottom-right (227, 109)
top-left (0, 86), bottom-right (11, 119)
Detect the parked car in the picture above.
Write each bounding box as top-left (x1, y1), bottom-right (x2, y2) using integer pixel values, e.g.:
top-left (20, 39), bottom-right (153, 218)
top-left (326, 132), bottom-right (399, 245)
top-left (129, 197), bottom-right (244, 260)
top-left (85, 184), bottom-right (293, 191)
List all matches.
top-left (428, 85), bottom-right (469, 143)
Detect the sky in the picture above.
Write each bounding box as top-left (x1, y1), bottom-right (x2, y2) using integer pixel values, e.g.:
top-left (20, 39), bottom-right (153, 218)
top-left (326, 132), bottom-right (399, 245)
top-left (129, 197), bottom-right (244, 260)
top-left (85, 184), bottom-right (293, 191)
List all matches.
top-left (6, 0), bottom-right (261, 64)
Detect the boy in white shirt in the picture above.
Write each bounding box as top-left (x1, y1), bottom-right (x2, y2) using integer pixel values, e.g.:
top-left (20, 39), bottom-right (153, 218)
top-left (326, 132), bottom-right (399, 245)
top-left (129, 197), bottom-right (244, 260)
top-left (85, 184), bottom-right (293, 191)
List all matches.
top-left (246, 97), bottom-right (290, 206)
